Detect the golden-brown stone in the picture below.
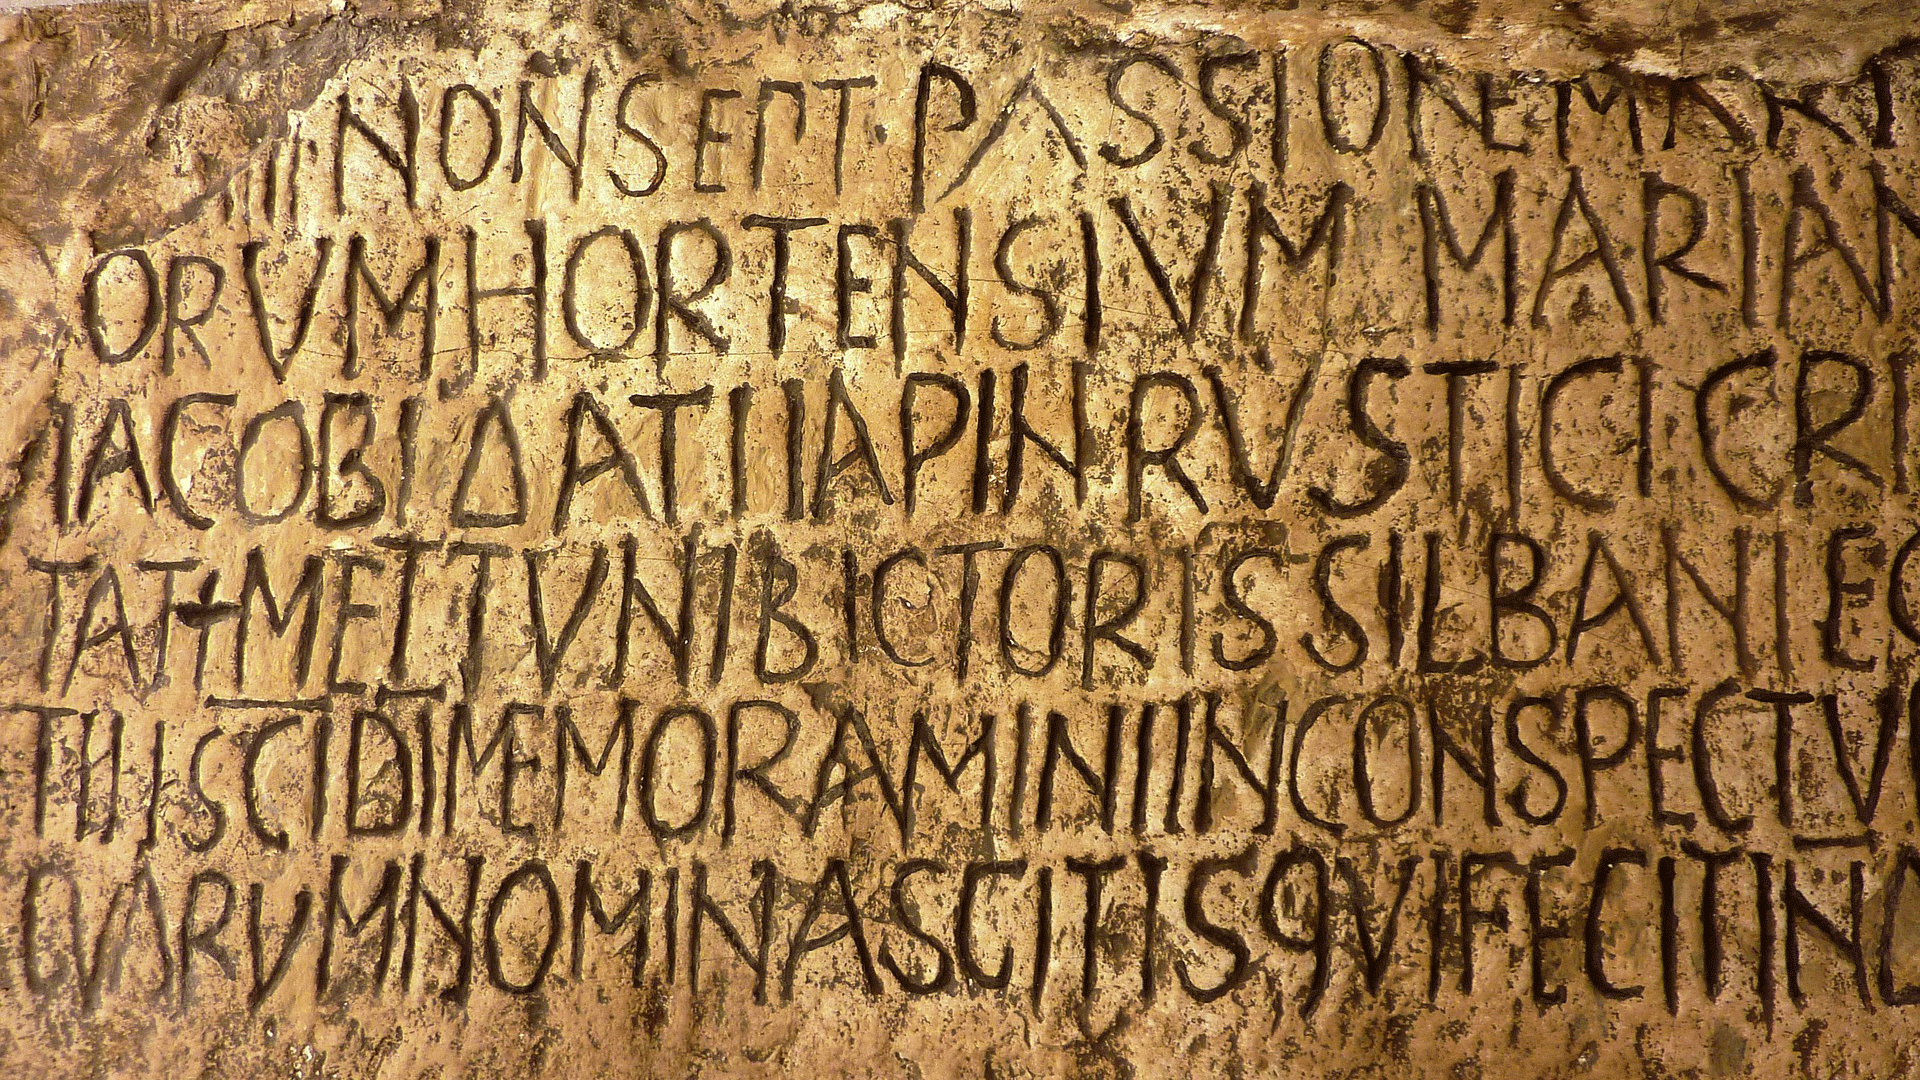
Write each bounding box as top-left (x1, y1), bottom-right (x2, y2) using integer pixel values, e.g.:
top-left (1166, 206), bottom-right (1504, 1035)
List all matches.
top-left (2, 2), bottom-right (1919, 1076)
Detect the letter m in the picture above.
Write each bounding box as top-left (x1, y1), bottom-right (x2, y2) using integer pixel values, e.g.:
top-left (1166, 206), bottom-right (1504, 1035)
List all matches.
top-left (316, 855), bottom-right (402, 997)
top-left (1416, 168), bottom-right (1517, 330)
top-left (236, 548), bottom-right (324, 690)
top-left (1239, 180), bottom-right (1353, 340)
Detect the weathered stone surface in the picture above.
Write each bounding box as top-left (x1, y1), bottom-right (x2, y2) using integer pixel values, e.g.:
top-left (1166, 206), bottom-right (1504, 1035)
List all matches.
top-left (3, 2), bottom-right (1920, 1077)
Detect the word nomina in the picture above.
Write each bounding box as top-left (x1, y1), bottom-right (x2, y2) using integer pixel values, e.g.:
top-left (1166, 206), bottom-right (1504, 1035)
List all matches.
top-left (15, 844), bottom-right (1920, 1022)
